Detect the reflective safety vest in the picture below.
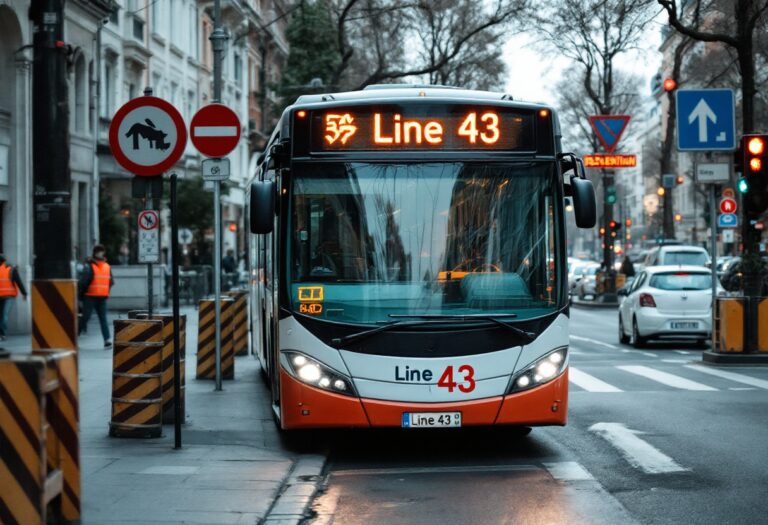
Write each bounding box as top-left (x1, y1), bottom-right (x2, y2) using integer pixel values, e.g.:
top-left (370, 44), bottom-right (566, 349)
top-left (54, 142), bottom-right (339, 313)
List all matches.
top-left (0, 264), bottom-right (17, 297)
top-left (85, 261), bottom-right (111, 297)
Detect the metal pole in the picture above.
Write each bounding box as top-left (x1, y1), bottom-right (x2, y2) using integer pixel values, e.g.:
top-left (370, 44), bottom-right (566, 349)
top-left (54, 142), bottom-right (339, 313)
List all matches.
top-left (210, 0), bottom-right (228, 390)
top-left (171, 174), bottom-right (182, 448)
top-left (147, 185), bottom-right (153, 317)
top-left (710, 185), bottom-right (718, 304)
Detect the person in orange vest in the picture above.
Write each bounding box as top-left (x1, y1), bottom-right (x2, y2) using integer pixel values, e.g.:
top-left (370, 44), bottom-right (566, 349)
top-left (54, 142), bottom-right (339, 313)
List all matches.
top-left (78, 244), bottom-right (114, 347)
top-left (0, 254), bottom-right (28, 341)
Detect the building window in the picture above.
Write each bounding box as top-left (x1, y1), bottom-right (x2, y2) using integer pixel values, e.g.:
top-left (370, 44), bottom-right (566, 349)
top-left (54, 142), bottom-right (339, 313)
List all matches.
top-left (132, 17), bottom-right (144, 41)
top-left (74, 55), bottom-right (87, 133)
top-left (234, 53), bottom-right (242, 83)
top-left (109, 8), bottom-right (118, 25)
top-left (103, 59), bottom-right (116, 118)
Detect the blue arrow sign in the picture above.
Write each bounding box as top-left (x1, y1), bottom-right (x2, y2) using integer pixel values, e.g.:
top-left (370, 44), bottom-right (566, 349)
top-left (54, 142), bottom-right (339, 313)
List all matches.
top-left (677, 89), bottom-right (735, 151)
top-left (718, 213), bottom-right (738, 228)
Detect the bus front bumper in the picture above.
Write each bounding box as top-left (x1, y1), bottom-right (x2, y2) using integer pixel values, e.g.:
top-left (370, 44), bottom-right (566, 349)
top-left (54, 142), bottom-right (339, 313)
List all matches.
top-left (279, 368), bottom-right (568, 429)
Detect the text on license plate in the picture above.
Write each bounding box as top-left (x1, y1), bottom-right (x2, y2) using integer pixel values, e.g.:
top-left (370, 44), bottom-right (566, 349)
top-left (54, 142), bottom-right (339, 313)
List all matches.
top-left (670, 321), bottom-right (699, 329)
top-left (402, 412), bottom-right (462, 428)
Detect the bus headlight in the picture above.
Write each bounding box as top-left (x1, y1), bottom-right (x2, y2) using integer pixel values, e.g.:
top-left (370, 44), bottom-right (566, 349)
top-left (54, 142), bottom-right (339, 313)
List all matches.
top-left (507, 347), bottom-right (568, 394)
top-left (283, 351), bottom-right (356, 396)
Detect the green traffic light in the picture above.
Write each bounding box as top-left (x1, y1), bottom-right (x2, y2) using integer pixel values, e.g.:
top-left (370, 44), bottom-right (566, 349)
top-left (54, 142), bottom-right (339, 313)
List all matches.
top-left (737, 177), bottom-right (749, 193)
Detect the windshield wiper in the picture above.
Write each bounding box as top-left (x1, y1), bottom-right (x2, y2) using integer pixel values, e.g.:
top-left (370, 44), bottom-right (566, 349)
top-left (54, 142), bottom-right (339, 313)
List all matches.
top-left (388, 313), bottom-right (536, 343)
top-left (331, 319), bottom-right (447, 347)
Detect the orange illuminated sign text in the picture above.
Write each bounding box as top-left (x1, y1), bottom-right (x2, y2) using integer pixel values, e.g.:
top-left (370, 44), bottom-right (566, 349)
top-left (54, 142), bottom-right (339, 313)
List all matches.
top-left (583, 154), bottom-right (637, 168)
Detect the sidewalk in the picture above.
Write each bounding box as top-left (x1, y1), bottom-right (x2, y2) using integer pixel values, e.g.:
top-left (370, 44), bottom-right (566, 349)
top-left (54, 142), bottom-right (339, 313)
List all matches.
top-left (2, 307), bottom-right (314, 524)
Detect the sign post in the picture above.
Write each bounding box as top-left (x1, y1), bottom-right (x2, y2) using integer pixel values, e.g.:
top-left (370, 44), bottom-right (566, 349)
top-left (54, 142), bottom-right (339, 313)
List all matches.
top-left (110, 90), bottom-right (187, 319)
top-left (190, 99), bottom-right (241, 391)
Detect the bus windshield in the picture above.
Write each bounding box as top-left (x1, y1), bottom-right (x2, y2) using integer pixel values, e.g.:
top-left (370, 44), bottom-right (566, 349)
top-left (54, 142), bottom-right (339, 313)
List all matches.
top-left (289, 162), bottom-right (560, 325)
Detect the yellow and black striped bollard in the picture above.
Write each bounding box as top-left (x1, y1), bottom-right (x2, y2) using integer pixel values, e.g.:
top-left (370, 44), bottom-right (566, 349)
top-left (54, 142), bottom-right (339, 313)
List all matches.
top-left (225, 290), bottom-right (249, 356)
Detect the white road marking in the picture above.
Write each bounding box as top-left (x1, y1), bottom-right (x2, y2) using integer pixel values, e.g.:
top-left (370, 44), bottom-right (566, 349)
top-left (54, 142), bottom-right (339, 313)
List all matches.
top-left (621, 349), bottom-right (632, 353)
top-left (589, 422), bottom-right (688, 474)
top-left (569, 367), bottom-right (623, 392)
top-left (617, 365), bottom-right (717, 391)
top-left (642, 352), bottom-right (658, 358)
top-left (675, 350), bottom-right (691, 355)
top-left (729, 387), bottom-right (757, 391)
top-left (685, 365), bottom-right (768, 390)
top-left (544, 461), bottom-right (595, 481)
top-left (193, 125), bottom-right (238, 137)
top-left (570, 335), bottom-right (619, 350)
top-left (662, 359), bottom-right (689, 363)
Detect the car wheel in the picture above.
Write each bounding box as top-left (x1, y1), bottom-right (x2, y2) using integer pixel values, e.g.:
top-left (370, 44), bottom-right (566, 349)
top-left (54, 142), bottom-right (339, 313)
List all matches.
top-left (618, 314), bottom-right (630, 344)
top-left (631, 317), bottom-right (647, 348)
top-left (696, 338), bottom-right (709, 349)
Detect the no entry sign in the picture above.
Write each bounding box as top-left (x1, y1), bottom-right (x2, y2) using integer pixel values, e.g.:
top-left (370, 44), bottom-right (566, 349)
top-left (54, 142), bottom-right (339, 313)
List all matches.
top-left (190, 104), bottom-right (241, 158)
top-left (109, 96), bottom-right (187, 176)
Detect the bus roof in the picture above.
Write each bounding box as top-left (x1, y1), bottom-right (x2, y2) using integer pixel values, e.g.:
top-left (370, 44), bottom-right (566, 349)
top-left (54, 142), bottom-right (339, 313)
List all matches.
top-left (293, 85), bottom-right (550, 111)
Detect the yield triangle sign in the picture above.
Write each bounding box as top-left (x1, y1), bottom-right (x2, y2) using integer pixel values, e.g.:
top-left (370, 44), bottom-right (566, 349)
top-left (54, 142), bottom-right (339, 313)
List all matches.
top-left (588, 115), bottom-right (631, 153)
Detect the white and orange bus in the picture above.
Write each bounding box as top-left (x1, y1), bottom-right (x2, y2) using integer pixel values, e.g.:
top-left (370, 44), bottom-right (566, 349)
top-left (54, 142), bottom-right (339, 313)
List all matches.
top-left (247, 85), bottom-right (595, 430)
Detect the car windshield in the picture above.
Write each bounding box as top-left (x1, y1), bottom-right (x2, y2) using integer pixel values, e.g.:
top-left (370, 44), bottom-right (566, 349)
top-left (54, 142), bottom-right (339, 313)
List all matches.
top-left (585, 266), bottom-right (599, 276)
top-left (289, 161), bottom-right (561, 324)
top-left (662, 251), bottom-right (708, 266)
top-left (649, 272), bottom-right (711, 290)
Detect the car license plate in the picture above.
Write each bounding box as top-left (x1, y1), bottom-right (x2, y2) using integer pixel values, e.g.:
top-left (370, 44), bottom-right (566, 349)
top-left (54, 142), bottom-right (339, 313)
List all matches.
top-left (402, 412), bottom-right (461, 428)
top-left (670, 321), bottom-right (699, 330)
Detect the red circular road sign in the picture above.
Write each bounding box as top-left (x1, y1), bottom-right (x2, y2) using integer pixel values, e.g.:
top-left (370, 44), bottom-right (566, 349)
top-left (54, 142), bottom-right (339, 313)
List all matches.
top-left (190, 104), bottom-right (241, 158)
top-left (719, 198), bottom-right (737, 214)
top-left (109, 96), bottom-right (187, 176)
top-left (138, 210), bottom-right (160, 231)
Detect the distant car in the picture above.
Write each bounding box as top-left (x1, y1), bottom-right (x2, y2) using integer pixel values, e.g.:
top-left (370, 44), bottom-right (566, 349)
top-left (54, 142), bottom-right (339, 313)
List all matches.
top-left (643, 245), bottom-right (710, 268)
top-left (574, 264), bottom-right (600, 299)
top-left (618, 265), bottom-right (722, 347)
top-left (568, 261), bottom-right (594, 292)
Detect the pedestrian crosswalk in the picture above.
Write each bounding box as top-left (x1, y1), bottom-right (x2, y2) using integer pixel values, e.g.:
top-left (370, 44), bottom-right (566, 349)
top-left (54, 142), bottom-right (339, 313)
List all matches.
top-left (569, 364), bottom-right (768, 393)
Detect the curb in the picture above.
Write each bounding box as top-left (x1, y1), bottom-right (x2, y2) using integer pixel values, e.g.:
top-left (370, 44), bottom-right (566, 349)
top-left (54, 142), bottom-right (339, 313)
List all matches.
top-left (701, 350), bottom-right (768, 365)
top-left (262, 454), bottom-right (327, 524)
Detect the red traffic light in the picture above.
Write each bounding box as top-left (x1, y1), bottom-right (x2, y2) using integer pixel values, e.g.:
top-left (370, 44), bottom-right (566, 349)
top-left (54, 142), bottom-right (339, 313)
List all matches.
top-left (599, 227), bottom-right (606, 236)
top-left (747, 137), bottom-right (765, 155)
top-left (663, 78), bottom-right (677, 92)
top-left (676, 175), bottom-right (684, 185)
top-left (608, 220), bottom-right (618, 229)
top-left (750, 157), bottom-right (762, 172)
top-left (625, 218), bottom-right (632, 227)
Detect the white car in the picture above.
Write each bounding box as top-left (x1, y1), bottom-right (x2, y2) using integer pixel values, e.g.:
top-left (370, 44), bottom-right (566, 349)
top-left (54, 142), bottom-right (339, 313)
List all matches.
top-left (618, 265), bottom-right (721, 347)
top-left (643, 245), bottom-right (710, 267)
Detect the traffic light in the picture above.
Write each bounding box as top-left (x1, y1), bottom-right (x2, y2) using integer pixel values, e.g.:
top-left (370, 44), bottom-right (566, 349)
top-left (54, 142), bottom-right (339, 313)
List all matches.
top-left (608, 220), bottom-right (620, 238)
top-left (657, 187), bottom-right (665, 196)
top-left (676, 175), bottom-right (684, 185)
top-left (599, 227), bottom-right (606, 237)
top-left (663, 78), bottom-right (677, 92)
top-left (741, 134), bottom-right (768, 214)
top-left (674, 213), bottom-right (682, 222)
top-left (625, 218), bottom-right (632, 227)
top-left (605, 186), bottom-right (617, 205)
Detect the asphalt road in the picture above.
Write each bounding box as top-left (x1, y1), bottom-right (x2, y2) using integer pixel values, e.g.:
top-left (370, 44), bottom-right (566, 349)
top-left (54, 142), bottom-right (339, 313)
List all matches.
top-left (301, 306), bottom-right (768, 525)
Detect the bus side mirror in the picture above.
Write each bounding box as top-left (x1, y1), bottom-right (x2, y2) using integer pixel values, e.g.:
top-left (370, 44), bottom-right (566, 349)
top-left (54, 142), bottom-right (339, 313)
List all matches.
top-left (250, 180), bottom-right (275, 234)
top-left (571, 177), bottom-right (596, 228)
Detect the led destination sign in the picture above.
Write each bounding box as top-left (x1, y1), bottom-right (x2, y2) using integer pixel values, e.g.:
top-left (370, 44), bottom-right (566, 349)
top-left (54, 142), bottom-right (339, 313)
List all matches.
top-left (306, 105), bottom-right (537, 152)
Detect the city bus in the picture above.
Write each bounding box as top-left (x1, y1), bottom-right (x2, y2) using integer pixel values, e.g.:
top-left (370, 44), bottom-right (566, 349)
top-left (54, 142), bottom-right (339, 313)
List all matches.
top-left (247, 85), bottom-right (596, 430)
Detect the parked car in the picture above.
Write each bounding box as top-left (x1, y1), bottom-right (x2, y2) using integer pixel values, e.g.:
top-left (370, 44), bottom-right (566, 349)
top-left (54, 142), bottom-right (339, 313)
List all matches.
top-left (643, 245), bottom-right (710, 268)
top-left (569, 260), bottom-right (595, 292)
top-left (574, 263), bottom-right (600, 299)
top-left (618, 265), bottom-right (722, 347)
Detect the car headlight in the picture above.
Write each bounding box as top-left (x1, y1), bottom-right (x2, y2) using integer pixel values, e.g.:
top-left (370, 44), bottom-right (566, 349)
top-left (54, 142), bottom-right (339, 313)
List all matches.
top-left (507, 347), bottom-right (568, 394)
top-left (282, 351), bottom-right (356, 396)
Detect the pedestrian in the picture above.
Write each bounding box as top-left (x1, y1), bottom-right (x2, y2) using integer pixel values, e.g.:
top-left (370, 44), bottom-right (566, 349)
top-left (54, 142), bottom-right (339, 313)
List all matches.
top-left (222, 249), bottom-right (237, 273)
top-left (0, 254), bottom-right (28, 341)
top-left (78, 244), bottom-right (114, 348)
top-left (620, 256), bottom-right (635, 277)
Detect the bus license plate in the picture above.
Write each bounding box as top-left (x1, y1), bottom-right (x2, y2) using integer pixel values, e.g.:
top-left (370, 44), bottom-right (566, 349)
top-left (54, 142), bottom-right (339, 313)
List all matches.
top-left (402, 412), bottom-right (461, 428)
top-left (670, 321), bottom-right (699, 330)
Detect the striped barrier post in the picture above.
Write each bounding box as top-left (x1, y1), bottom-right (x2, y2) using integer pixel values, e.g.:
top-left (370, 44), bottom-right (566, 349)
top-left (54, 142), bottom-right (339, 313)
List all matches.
top-left (31, 280), bottom-right (78, 351)
top-left (0, 352), bottom-right (73, 523)
top-left (32, 349), bottom-right (81, 522)
top-left (225, 290), bottom-right (249, 356)
top-left (109, 319), bottom-right (164, 438)
top-left (196, 297), bottom-right (235, 380)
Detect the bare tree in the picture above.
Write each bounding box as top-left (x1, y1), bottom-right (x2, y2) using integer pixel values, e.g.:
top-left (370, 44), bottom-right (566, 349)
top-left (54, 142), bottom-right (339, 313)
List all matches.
top-left (657, 0), bottom-right (768, 133)
top-left (329, 0), bottom-right (528, 90)
top-left (533, 0), bottom-right (655, 275)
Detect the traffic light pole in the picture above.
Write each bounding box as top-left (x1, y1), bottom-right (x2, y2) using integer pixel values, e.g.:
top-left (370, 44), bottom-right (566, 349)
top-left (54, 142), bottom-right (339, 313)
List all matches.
top-left (31, 0), bottom-right (71, 280)
top-left (602, 172), bottom-right (617, 301)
